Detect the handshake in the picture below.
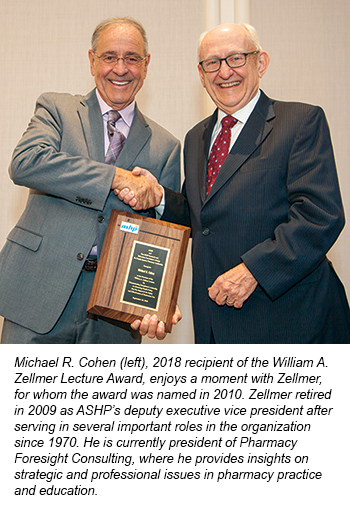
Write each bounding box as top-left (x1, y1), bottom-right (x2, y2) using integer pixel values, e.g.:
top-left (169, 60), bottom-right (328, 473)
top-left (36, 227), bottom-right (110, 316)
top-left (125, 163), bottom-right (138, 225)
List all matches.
top-left (111, 166), bottom-right (162, 211)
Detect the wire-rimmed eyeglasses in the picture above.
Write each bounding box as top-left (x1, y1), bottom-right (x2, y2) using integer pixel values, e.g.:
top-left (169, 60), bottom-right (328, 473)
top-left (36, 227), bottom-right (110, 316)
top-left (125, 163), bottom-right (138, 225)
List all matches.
top-left (94, 53), bottom-right (148, 67)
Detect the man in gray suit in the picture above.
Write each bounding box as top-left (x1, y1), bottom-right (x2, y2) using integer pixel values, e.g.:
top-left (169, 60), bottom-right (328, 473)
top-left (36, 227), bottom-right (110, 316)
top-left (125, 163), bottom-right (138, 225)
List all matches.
top-left (0, 17), bottom-right (181, 344)
top-left (120, 23), bottom-right (350, 343)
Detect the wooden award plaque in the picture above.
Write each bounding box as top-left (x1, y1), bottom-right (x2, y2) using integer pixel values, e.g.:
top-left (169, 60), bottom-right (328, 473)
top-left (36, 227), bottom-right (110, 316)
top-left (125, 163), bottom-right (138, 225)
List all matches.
top-left (87, 210), bottom-right (191, 333)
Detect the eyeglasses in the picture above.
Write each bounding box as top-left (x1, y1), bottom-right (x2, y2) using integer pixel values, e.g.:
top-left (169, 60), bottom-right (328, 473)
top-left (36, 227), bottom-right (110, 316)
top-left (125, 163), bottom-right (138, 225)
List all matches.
top-left (94, 53), bottom-right (147, 67)
top-left (199, 51), bottom-right (260, 73)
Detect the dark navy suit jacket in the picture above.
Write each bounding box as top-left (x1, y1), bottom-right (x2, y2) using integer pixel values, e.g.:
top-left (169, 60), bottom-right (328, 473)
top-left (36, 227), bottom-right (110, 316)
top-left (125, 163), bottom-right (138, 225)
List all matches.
top-left (163, 91), bottom-right (350, 343)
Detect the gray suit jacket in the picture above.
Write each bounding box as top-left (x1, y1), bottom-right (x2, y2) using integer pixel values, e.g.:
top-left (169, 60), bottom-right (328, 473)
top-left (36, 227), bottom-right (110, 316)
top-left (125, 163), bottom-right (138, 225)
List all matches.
top-left (0, 89), bottom-right (180, 333)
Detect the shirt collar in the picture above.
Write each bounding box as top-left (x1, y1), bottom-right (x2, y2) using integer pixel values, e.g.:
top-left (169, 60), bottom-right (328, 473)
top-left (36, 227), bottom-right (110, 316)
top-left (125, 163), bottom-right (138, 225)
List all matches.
top-left (217, 89), bottom-right (261, 125)
top-left (95, 89), bottom-right (135, 128)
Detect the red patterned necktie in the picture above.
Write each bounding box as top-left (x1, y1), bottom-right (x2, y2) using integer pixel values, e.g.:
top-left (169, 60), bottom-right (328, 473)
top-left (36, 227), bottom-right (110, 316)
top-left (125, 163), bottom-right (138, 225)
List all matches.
top-left (206, 115), bottom-right (238, 196)
top-left (105, 110), bottom-right (125, 164)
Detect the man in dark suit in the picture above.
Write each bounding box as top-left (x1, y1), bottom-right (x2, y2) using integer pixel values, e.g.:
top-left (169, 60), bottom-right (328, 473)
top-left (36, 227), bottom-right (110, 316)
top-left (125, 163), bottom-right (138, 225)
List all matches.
top-left (0, 17), bottom-right (180, 344)
top-left (122, 23), bottom-right (350, 343)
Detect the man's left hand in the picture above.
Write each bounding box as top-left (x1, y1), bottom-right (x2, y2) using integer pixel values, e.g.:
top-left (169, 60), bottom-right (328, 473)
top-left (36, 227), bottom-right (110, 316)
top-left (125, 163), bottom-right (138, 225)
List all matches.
top-left (208, 263), bottom-right (258, 309)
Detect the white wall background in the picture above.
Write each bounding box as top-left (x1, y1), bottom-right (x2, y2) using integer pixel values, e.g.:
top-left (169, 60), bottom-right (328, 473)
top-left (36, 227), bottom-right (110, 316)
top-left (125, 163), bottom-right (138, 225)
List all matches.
top-left (0, 0), bottom-right (349, 343)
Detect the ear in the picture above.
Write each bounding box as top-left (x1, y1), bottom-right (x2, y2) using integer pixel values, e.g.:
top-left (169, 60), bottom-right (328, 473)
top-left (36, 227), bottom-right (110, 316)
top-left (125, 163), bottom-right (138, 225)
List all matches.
top-left (197, 63), bottom-right (206, 88)
top-left (143, 53), bottom-right (151, 77)
top-left (88, 49), bottom-right (95, 77)
top-left (258, 51), bottom-right (270, 79)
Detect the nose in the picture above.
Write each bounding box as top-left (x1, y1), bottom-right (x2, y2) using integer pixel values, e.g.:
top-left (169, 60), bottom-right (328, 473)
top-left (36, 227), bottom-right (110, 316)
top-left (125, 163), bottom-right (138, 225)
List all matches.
top-left (112, 58), bottom-right (128, 74)
top-left (219, 60), bottom-right (234, 78)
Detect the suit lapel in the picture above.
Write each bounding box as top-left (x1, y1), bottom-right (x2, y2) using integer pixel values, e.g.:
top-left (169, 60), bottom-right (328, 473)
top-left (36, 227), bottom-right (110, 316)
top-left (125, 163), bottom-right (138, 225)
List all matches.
top-left (77, 89), bottom-right (105, 162)
top-left (199, 112), bottom-right (217, 203)
top-left (206, 91), bottom-right (275, 201)
top-left (115, 104), bottom-right (151, 169)
top-left (77, 95), bottom-right (151, 168)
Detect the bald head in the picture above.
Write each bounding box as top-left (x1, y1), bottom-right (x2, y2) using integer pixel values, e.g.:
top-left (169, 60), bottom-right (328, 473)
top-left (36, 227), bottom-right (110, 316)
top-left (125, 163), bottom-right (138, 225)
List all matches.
top-left (198, 23), bottom-right (262, 61)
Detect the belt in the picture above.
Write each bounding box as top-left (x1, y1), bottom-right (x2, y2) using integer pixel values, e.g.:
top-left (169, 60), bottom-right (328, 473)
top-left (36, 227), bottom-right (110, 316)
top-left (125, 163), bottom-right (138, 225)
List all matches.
top-left (82, 258), bottom-right (97, 272)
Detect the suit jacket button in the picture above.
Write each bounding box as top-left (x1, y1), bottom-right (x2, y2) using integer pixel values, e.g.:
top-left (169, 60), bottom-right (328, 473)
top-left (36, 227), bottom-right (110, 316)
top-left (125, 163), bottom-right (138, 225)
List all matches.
top-left (98, 216), bottom-right (104, 223)
top-left (77, 253), bottom-right (84, 261)
top-left (202, 228), bottom-right (210, 236)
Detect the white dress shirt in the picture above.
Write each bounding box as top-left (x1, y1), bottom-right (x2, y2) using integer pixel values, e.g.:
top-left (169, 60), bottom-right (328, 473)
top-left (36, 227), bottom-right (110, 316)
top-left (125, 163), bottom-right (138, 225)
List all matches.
top-left (209, 90), bottom-right (261, 154)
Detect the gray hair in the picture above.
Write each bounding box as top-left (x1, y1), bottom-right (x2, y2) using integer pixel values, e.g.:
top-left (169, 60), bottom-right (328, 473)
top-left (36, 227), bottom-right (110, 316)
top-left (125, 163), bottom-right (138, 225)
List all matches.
top-left (91, 17), bottom-right (149, 55)
top-left (198, 23), bottom-right (262, 60)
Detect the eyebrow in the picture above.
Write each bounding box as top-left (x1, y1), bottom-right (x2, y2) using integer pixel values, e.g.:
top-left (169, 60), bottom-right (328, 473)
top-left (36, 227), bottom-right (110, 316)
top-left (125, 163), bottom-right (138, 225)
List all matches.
top-left (98, 50), bottom-right (143, 57)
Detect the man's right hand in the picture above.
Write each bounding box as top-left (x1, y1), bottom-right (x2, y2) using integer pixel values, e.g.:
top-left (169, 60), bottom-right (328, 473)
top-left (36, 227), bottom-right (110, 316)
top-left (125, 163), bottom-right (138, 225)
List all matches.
top-left (131, 305), bottom-right (182, 339)
top-left (112, 166), bottom-right (163, 211)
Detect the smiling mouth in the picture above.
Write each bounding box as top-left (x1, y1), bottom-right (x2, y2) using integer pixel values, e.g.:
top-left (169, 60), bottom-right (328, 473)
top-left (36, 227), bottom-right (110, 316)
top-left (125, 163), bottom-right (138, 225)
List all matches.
top-left (219, 81), bottom-right (240, 88)
top-left (110, 80), bottom-right (131, 86)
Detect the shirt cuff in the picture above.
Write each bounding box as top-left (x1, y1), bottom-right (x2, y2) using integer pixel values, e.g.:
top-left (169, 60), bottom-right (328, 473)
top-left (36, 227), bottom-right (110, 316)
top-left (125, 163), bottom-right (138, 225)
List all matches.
top-left (155, 185), bottom-right (165, 218)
